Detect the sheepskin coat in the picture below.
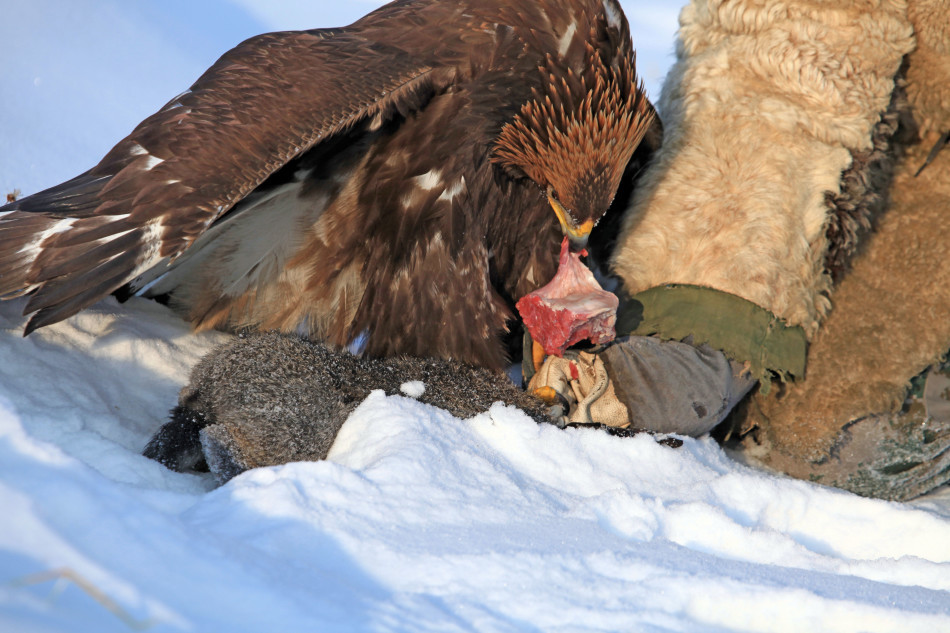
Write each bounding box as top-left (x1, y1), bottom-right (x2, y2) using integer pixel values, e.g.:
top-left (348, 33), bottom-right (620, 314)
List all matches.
top-left (614, 0), bottom-right (950, 499)
top-left (741, 0), bottom-right (950, 486)
top-left (611, 0), bottom-right (915, 338)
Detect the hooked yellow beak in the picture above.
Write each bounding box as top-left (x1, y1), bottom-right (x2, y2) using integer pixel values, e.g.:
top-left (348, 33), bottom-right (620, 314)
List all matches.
top-left (547, 188), bottom-right (593, 249)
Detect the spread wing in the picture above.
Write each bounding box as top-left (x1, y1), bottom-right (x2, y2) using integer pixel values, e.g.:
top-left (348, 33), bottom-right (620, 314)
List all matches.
top-left (0, 23), bottom-right (453, 333)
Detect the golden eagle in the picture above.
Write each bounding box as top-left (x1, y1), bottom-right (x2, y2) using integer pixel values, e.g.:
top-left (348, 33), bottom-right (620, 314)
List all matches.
top-left (0, 0), bottom-right (656, 370)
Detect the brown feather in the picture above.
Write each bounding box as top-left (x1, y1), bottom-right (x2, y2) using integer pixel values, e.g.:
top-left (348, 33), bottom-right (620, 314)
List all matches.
top-left (0, 0), bottom-right (657, 370)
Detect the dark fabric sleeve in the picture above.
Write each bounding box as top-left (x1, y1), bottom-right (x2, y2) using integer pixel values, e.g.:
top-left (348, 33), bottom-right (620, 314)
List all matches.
top-left (602, 336), bottom-right (757, 436)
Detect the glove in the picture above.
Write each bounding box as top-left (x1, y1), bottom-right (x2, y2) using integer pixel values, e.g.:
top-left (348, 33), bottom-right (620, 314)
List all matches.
top-left (529, 336), bottom-right (757, 436)
top-left (529, 349), bottom-right (631, 428)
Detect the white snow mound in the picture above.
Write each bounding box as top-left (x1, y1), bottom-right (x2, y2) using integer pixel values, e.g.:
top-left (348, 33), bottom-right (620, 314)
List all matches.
top-left (1, 298), bottom-right (950, 632)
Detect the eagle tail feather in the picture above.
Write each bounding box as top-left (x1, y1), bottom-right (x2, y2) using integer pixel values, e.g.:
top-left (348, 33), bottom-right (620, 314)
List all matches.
top-left (0, 196), bottom-right (163, 332)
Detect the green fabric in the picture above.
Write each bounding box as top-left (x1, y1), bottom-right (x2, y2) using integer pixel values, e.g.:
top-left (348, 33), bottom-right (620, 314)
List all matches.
top-left (615, 284), bottom-right (807, 390)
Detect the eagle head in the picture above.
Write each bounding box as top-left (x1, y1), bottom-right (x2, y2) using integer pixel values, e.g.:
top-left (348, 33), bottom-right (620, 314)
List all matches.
top-left (492, 41), bottom-right (654, 249)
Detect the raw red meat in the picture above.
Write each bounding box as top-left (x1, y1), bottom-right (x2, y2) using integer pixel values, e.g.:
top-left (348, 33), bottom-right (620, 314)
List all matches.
top-left (516, 237), bottom-right (619, 357)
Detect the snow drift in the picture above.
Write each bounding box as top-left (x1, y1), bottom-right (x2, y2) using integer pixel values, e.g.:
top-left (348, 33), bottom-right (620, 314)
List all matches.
top-left (1, 297), bottom-right (950, 632)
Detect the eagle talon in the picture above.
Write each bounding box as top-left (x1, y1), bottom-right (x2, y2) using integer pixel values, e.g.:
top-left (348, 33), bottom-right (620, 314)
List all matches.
top-left (531, 340), bottom-right (547, 374)
top-left (529, 350), bottom-right (630, 428)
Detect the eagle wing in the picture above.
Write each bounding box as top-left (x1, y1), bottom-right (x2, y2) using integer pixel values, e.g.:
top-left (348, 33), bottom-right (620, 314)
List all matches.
top-left (0, 22), bottom-right (453, 333)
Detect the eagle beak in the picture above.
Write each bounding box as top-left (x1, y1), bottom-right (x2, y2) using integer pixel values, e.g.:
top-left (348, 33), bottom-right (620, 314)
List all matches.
top-left (547, 189), bottom-right (593, 250)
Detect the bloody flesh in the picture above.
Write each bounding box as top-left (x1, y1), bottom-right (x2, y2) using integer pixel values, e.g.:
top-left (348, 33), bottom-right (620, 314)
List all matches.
top-left (516, 237), bottom-right (619, 357)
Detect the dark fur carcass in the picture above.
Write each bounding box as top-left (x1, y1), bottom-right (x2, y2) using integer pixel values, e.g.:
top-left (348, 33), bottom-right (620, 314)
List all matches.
top-left (144, 332), bottom-right (552, 483)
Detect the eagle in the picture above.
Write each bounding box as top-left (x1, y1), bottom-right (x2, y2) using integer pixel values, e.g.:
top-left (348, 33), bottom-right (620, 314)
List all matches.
top-left (0, 0), bottom-right (657, 370)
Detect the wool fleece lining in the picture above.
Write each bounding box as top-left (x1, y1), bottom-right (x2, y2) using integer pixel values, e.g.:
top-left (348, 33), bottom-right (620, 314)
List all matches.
top-left (610, 0), bottom-right (914, 339)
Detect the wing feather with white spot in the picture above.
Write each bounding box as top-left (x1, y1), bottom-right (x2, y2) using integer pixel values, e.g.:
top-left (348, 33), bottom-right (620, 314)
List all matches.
top-left (0, 5), bottom-right (461, 333)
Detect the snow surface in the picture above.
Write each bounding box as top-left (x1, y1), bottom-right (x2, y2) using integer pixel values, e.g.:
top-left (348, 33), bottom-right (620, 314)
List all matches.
top-left (3, 1), bottom-right (950, 632)
top-left (399, 381), bottom-right (427, 399)
top-left (2, 298), bottom-right (950, 632)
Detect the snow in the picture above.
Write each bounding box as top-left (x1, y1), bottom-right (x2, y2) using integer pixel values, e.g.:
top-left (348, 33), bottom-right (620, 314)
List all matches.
top-left (2, 1), bottom-right (950, 632)
top-left (399, 381), bottom-right (426, 398)
top-left (2, 298), bottom-right (950, 632)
